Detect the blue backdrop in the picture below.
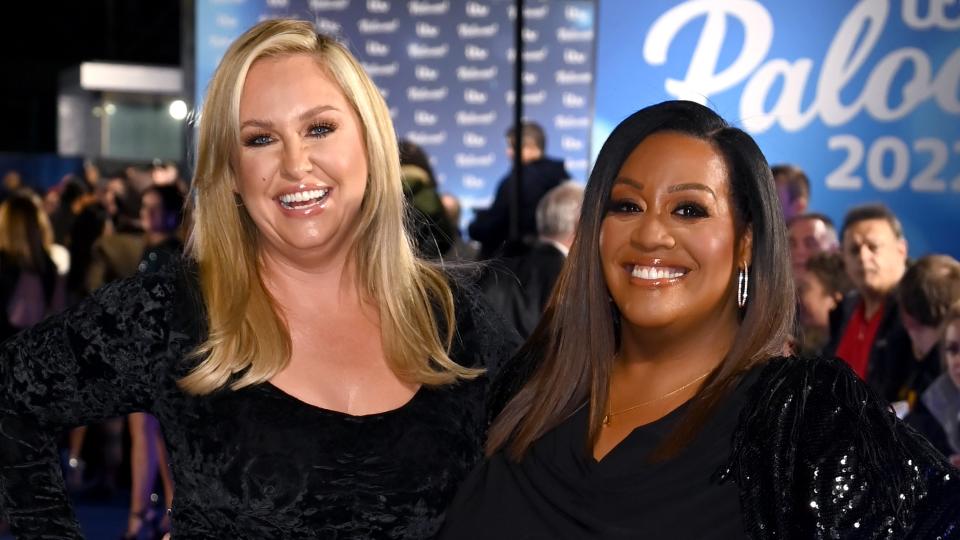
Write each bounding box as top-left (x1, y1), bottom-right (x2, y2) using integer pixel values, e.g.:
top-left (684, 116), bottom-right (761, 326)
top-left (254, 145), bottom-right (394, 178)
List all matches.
top-left (593, 0), bottom-right (960, 258)
top-left (196, 0), bottom-right (596, 232)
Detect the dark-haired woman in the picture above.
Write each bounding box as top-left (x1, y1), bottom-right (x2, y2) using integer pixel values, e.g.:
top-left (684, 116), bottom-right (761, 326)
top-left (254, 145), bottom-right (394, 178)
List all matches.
top-left (442, 100), bottom-right (960, 538)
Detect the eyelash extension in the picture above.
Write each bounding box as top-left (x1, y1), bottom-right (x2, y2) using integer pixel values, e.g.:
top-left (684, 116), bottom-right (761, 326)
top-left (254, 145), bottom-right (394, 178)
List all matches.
top-left (674, 201), bottom-right (709, 218)
top-left (607, 199), bottom-right (641, 214)
top-left (241, 121), bottom-right (338, 147)
top-left (308, 121), bottom-right (337, 138)
top-left (242, 132), bottom-right (272, 147)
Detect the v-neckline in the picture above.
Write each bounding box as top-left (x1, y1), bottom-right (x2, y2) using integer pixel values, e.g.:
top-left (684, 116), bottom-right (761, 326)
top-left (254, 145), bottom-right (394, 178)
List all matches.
top-left (588, 401), bottom-right (690, 465)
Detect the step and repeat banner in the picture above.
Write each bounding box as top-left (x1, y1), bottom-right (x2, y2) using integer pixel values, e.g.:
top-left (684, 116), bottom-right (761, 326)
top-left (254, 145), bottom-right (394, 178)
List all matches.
top-left (196, 0), bottom-right (958, 257)
top-left (593, 0), bottom-right (960, 258)
top-left (196, 0), bottom-right (596, 228)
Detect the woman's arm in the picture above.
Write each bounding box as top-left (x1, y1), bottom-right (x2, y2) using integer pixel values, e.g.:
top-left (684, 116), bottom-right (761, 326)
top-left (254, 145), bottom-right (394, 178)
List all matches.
top-left (0, 268), bottom-right (184, 537)
top-left (728, 356), bottom-right (960, 538)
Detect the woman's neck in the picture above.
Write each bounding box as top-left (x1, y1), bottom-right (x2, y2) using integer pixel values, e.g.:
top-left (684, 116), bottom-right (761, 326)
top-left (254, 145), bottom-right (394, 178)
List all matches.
top-left (259, 247), bottom-right (365, 314)
top-left (616, 308), bottom-right (739, 382)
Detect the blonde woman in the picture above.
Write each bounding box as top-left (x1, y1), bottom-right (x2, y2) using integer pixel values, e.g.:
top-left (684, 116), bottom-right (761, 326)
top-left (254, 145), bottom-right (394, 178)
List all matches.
top-left (0, 190), bottom-right (65, 341)
top-left (0, 20), bottom-right (515, 538)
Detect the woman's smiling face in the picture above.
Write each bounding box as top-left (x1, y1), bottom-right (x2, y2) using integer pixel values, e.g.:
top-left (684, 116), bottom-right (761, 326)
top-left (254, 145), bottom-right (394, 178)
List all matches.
top-left (600, 131), bottom-right (750, 334)
top-left (235, 53), bottom-right (369, 264)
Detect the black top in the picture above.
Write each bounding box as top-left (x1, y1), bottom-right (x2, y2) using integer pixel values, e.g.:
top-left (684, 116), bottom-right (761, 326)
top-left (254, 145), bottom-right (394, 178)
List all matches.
top-left (468, 157), bottom-right (570, 259)
top-left (0, 259), bottom-right (519, 539)
top-left (442, 369), bottom-right (759, 539)
top-left (138, 237), bottom-right (183, 274)
top-left (448, 356), bottom-right (960, 539)
top-left (480, 241), bottom-right (567, 339)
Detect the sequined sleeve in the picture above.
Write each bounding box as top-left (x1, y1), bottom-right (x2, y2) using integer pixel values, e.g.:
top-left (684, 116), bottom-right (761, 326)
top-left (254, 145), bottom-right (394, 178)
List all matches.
top-left (726, 356), bottom-right (960, 539)
top-left (0, 267), bottom-right (182, 537)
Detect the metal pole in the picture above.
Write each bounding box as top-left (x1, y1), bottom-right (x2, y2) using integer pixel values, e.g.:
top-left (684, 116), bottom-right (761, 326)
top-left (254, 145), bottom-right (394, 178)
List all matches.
top-left (509, 0), bottom-right (524, 245)
top-left (180, 0), bottom-right (196, 181)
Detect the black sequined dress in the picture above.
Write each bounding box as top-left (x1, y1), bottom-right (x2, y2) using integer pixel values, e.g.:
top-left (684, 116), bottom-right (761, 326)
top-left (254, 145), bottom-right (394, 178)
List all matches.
top-left (0, 260), bottom-right (517, 539)
top-left (442, 356), bottom-right (960, 539)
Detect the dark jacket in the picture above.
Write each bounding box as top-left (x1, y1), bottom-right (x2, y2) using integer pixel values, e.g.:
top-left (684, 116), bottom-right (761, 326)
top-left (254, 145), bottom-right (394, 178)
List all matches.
top-left (895, 343), bottom-right (944, 409)
top-left (906, 373), bottom-right (960, 458)
top-left (480, 241), bottom-right (566, 339)
top-left (825, 291), bottom-right (914, 402)
top-left (468, 158), bottom-right (570, 259)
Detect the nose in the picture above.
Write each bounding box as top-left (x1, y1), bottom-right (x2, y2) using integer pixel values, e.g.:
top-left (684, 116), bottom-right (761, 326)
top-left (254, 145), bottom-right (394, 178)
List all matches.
top-left (280, 143), bottom-right (313, 181)
top-left (629, 213), bottom-right (676, 251)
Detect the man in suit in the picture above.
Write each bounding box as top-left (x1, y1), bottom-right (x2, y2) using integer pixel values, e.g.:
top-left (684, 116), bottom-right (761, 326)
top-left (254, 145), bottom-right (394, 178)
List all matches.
top-left (468, 121), bottom-right (571, 259)
top-left (482, 182), bottom-right (584, 339)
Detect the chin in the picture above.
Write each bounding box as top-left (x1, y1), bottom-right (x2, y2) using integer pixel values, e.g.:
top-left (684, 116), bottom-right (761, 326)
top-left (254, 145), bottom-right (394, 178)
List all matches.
top-left (620, 310), bottom-right (684, 330)
top-left (269, 230), bottom-right (340, 252)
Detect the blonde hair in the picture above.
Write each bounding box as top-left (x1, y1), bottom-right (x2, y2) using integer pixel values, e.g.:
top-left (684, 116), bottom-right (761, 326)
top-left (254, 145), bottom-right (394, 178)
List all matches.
top-left (0, 191), bottom-right (54, 272)
top-left (181, 18), bottom-right (480, 394)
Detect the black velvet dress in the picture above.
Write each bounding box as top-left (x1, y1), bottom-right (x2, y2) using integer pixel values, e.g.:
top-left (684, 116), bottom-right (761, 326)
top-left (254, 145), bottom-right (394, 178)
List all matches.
top-left (0, 260), bottom-right (518, 539)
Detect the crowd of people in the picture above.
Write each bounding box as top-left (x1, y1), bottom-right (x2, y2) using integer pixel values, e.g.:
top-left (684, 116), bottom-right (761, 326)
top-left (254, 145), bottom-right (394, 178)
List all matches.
top-left (777, 169), bottom-right (960, 466)
top-left (1, 18), bottom-right (958, 539)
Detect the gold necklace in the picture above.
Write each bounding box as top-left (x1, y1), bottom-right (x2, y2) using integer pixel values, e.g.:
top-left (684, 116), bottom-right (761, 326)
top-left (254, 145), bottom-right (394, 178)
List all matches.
top-left (602, 371), bottom-right (711, 426)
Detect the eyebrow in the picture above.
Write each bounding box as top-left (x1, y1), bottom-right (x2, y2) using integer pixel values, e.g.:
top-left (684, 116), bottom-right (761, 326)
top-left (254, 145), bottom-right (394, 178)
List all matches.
top-left (612, 178), bottom-right (718, 200)
top-left (667, 183), bottom-right (717, 200)
top-left (612, 177), bottom-right (643, 190)
top-left (240, 105), bottom-right (339, 129)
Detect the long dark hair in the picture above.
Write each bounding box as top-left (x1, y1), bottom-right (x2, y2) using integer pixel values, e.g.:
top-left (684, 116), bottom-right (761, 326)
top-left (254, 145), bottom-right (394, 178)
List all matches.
top-left (487, 100), bottom-right (795, 460)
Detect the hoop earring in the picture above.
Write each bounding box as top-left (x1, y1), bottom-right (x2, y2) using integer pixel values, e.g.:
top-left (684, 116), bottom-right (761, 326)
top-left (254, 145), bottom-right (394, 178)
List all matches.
top-left (737, 265), bottom-right (749, 308)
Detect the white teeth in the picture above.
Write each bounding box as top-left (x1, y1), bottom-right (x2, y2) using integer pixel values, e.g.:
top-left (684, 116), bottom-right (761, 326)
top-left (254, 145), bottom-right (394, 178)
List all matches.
top-left (630, 266), bottom-right (686, 280)
top-left (279, 189), bottom-right (329, 205)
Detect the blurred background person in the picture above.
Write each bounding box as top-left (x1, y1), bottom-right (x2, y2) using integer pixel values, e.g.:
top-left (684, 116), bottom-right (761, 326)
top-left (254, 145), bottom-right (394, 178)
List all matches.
top-left (0, 190), bottom-right (66, 342)
top-left (0, 170), bottom-right (24, 204)
top-left (771, 164), bottom-right (809, 222)
top-left (82, 159), bottom-right (102, 193)
top-left (137, 184), bottom-right (185, 272)
top-left (795, 252), bottom-right (852, 356)
top-left (439, 193), bottom-right (478, 262)
top-left (787, 212), bottom-right (838, 278)
top-left (123, 183), bottom-right (185, 539)
top-left (85, 174), bottom-right (147, 296)
top-left (893, 255), bottom-right (960, 419)
top-left (469, 121), bottom-right (570, 259)
top-left (482, 181), bottom-right (583, 339)
top-left (826, 203), bottom-right (912, 402)
top-left (49, 175), bottom-right (93, 247)
top-left (399, 140), bottom-right (456, 260)
top-left (907, 302), bottom-right (960, 467)
top-left (65, 199), bottom-right (110, 305)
